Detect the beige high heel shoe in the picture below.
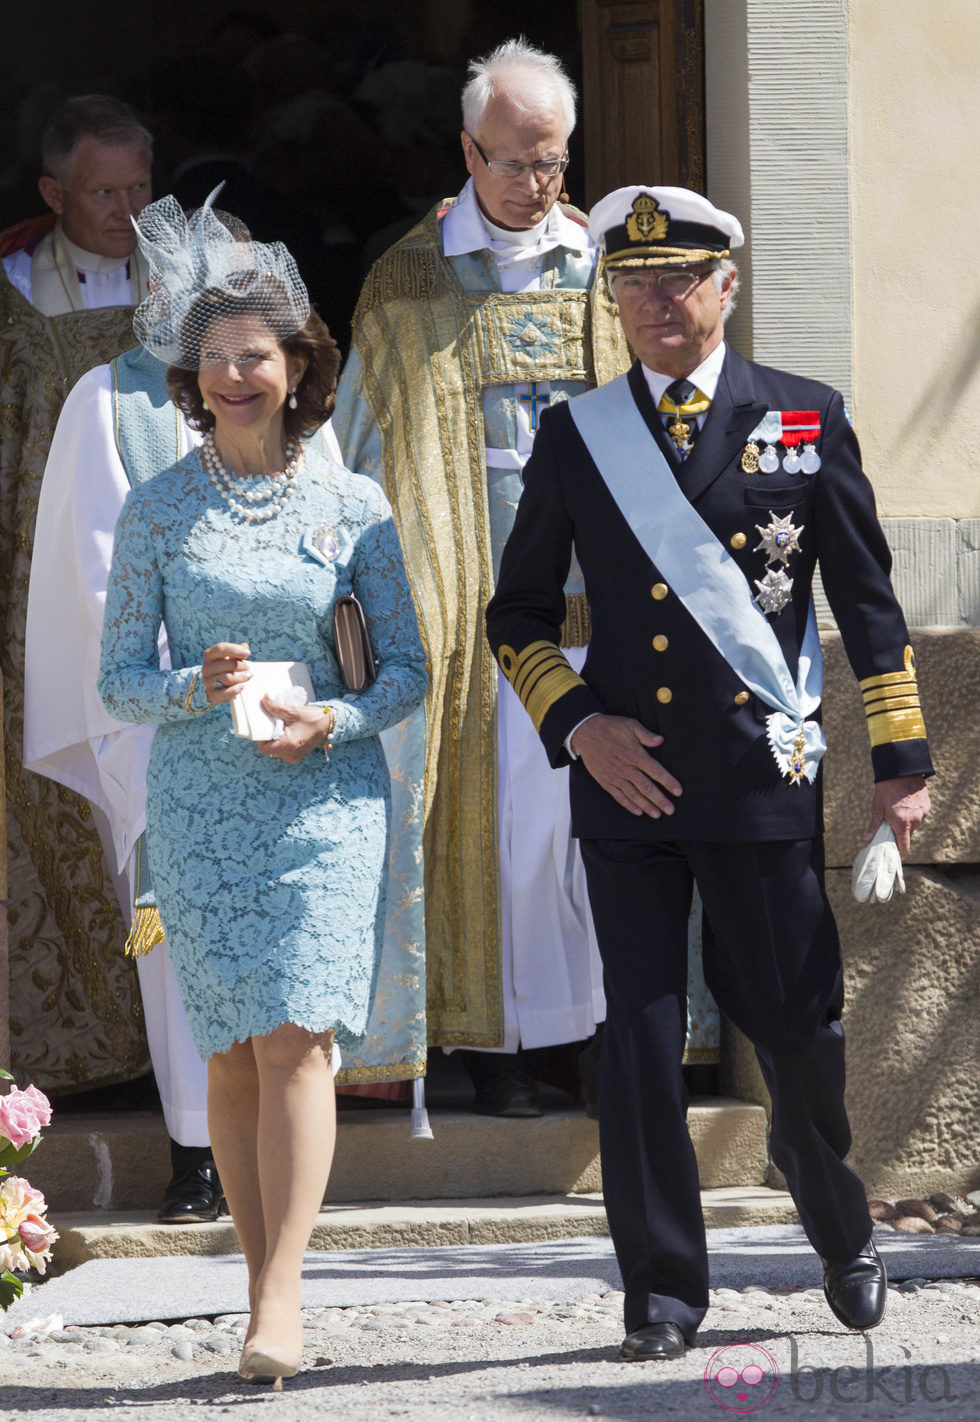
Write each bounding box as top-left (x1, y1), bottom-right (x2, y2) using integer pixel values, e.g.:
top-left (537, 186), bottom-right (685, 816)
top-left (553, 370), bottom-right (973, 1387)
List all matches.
top-left (238, 1345), bottom-right (301, 1391)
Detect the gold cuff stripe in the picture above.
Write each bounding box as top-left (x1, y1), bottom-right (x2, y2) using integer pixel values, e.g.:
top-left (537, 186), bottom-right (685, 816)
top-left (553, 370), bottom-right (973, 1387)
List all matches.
top-left (860, 670), bottom-right (918, 693)
top-left (863, 692), bottom-right (923, 714)
top-left (498, 641), bottom-right (587, 732)
top-left (866, 707), bottom-right (928, 748)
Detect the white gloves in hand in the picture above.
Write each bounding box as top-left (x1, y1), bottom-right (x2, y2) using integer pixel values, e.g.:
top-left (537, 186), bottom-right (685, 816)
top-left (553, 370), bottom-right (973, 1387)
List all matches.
top-left (852, 822), bottom-right (906, 903)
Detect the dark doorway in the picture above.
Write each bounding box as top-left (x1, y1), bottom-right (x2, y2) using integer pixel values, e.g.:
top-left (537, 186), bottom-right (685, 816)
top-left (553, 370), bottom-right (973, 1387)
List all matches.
top-left (0, 1), bottom-right (584, 351)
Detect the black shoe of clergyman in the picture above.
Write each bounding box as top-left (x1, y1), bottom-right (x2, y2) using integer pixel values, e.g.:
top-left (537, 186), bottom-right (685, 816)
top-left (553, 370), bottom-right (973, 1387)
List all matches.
top-left (821, 1237), bottom-right (887, 1331)
top-left (157, 1163), bottom-right (225, 1223)
top-left (473, 1070), bottom-right (543, 1118)
top-left (619, 1322), bottom-right (688, 1361)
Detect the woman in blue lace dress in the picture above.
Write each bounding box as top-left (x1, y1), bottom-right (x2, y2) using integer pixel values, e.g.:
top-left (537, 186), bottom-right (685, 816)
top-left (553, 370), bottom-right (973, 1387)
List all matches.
top-left (98, 197), bottom-right (427, 1387)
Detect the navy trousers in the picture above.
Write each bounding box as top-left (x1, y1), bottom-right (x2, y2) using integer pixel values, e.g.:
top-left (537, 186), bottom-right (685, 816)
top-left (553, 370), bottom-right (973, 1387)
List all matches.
top-left (579, 836), bottom-right (873, 1343)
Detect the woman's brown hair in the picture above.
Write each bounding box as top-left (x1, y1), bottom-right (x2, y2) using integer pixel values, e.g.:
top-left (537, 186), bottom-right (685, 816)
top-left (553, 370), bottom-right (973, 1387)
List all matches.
top-left (167, 289), bottom-right (341, 441)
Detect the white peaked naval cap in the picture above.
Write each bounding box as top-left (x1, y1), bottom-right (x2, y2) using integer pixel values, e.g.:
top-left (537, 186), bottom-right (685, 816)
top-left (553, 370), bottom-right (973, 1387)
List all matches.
top-left (589, 185), bottom-right (744, 268)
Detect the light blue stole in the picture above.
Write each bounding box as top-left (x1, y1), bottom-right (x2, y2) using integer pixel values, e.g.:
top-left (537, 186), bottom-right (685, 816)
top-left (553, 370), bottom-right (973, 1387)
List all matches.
top-left (111, 346), bottom-right (186, 488)
top-left (567, 374), bottom-right (825, 783)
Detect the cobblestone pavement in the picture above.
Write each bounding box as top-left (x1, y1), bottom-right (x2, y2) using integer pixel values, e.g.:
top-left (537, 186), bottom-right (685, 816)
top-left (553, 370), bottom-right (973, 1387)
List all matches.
top-left (2, 1279), bottom-right (979, 1421)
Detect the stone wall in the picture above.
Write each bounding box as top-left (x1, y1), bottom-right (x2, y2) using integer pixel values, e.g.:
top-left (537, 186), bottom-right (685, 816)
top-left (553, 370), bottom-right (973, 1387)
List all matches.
top-left (723, 631), bottom-right (980, 1198)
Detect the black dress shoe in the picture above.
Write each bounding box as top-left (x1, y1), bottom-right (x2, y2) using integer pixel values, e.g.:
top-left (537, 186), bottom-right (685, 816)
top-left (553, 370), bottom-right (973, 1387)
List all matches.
top-left (473, 1070), bottom-right (543, 1118)
top-left (619, 1322), bottom-right (688, 1361)
top-left (157, 1162), bottom-right (225, 1223)
top-left (821, 1237), bottom-right (887, 1330)
top-left (458, 1050), bottom-right (544, 1118)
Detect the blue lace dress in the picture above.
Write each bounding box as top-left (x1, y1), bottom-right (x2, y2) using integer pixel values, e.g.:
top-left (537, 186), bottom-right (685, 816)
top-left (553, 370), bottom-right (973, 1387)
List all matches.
top-left (98, 445), bottom-right (428, 1059)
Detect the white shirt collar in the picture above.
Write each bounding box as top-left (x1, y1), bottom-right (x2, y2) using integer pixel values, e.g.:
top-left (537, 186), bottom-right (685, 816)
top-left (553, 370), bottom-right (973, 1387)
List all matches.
top-left (62, 231), bottom-right (129, 275)
top-left (640, 340), bottom-right (727, 407)
top-left (442, 176), bottom-right (591, 261)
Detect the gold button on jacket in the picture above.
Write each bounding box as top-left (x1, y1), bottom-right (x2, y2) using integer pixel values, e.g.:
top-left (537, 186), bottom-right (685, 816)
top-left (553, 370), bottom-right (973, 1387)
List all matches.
top-left (656, 687), bottom-right (673, 704)
top-left (652, 634), bottom-right (669, 651)
top-left (730, 532), bottom-right (747, 550)
top-left (733, 690), bottom-right (750, 706)
top-left (651, 583), bottom-right (669, 600)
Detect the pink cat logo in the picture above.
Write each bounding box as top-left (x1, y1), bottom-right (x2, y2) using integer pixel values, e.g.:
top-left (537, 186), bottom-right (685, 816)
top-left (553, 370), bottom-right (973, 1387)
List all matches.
top-left (703, 1342), bottom-right (780, 1413)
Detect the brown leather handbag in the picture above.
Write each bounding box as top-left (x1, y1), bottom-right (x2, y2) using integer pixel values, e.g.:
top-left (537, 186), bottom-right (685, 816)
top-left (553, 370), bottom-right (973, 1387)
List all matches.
top-left (333, 594), bottom-right (377, 692)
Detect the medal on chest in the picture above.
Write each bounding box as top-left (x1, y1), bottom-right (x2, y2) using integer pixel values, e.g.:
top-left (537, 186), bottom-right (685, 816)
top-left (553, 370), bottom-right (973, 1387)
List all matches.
top-left (742, 411), bottom-right (822, 475)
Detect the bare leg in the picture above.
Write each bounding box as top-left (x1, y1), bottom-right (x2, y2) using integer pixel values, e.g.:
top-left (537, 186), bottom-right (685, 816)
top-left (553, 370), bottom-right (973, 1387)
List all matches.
top-left (207, 1040), bottom-right (264, 1307)
top-left (245, 1023), bottom-right (336, 1365)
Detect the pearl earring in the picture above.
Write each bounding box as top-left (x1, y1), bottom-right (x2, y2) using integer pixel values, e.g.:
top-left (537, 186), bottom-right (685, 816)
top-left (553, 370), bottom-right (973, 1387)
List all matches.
top-left (288, 388), bottom-right (298, 410)
top-left (201, 398), bottom-right (209, 412)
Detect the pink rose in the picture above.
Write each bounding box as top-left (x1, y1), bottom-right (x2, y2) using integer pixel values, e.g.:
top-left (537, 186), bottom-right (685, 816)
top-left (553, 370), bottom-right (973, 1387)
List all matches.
top-left (1, 1176), bottom-right (46, 1216)
top-left (21, 1085), bottom-right (52, 1130)
top-left (0, 1089), bottom-right (40, 1150)
top-left (19, 1213), bottom-right (58, 1259)
top-left (0, 1238), bottom-right (27, 1274)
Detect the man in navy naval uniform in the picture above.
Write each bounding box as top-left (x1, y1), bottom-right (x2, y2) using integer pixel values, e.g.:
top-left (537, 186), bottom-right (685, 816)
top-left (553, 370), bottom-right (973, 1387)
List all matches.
top-left (486, 185), bottom-right (933, 1360)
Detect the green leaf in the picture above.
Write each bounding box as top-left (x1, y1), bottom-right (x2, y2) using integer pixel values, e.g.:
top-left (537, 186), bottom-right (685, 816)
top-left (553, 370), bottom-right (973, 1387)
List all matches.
top-left (0, 1136), bottom-right (40, 1170)
top-left (0, 1269), bottom-right (24, 1311)
top-left (0, 1068), bottom-right (13, 1081)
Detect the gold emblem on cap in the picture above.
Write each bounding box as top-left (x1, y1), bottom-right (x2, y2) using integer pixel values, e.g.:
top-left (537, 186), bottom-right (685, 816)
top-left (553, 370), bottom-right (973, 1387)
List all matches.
top-left (741, 442), bottom-right (760, 474)
top-left (626, 194), bottom-right (668, 244)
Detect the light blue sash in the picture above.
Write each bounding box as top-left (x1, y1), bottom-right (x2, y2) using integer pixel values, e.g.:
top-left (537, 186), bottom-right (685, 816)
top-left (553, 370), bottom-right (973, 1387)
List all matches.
top-left (567, 374), bottom-right (825, 783)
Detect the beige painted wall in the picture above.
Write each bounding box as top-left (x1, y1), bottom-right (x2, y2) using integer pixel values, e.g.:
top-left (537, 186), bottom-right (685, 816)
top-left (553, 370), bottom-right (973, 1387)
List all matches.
top-left (849, 1), bottom-right (980, 517)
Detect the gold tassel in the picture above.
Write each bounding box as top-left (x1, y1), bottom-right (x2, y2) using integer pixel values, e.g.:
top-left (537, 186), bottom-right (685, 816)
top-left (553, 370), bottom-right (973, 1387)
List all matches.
top-left (124, 906), bottom-right (165, 958)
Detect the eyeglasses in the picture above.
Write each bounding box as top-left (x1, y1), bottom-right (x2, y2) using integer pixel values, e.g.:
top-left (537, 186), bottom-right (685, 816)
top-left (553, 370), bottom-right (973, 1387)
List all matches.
top-left (467, 133), bottom-right (569, 180)
top-left (610, 267), bottom-right (716, 301)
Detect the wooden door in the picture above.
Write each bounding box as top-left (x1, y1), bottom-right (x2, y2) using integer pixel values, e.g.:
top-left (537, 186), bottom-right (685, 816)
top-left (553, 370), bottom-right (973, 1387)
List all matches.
top-left (580, 0), bottom-right (705, 206)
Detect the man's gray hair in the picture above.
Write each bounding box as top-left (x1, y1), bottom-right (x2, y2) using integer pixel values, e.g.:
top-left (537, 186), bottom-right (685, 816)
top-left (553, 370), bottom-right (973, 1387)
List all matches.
top-left (714, 258), bottom-right (740, 322)
top-left (41, 95), bottom-right (153, 181)
top-left (461, 37), bottom-right (576, 138)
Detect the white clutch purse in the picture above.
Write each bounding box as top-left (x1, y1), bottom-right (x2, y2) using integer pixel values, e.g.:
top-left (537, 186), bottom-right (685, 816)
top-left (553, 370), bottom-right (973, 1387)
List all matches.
top-left (229, 661), bottom-right (315, 741)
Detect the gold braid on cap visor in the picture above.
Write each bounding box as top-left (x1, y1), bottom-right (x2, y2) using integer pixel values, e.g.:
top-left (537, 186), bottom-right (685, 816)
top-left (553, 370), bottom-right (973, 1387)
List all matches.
top-left (601, 247), bottom-right (731, 270)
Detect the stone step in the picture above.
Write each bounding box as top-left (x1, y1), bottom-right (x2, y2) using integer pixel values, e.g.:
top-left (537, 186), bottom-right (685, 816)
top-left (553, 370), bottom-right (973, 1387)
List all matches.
top-left (51, 1188), bottom-right (799, 1270)
top-left (30, 1097), bottom-right (769, 1214)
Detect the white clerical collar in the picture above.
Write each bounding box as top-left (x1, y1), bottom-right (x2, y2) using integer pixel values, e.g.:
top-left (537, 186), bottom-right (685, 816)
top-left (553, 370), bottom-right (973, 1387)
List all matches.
top-left (442, 176), bottom-right (590, 262)
top-left (641, 341), bottom-right (727, 407)
top-left (62, 231), bottom-right (129, 275)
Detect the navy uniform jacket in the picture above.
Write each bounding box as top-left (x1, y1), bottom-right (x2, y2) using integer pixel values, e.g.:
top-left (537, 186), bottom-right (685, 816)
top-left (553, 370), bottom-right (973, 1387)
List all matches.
top-left (485, 350), bottom-right (933, 843)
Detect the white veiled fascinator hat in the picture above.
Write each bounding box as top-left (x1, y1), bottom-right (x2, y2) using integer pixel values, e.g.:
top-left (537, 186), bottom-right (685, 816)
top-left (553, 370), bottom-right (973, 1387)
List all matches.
top-left (132, 185), bottom-right (310, 370)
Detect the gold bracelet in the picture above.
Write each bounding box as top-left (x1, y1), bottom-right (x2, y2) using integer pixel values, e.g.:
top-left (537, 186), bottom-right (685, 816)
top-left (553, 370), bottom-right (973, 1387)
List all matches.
top-left (183, 670), bottom-right (210, 715)
top-left (322, 704), bottom-right (336, 746)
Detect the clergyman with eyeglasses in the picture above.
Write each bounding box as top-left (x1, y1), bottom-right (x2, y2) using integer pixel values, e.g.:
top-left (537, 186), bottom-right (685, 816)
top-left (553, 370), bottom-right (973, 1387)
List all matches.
top-left (486, 184), bottom-right (933, 1361)
top-left (334, 41), bottom-right (715, 1115)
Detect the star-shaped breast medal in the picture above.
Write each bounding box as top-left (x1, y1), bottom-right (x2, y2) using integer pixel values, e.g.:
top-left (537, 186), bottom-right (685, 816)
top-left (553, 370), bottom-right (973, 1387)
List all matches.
top-left (754, 566), bottom-right (794, 615)
top-left (754, 510), bottom-right (803, 566)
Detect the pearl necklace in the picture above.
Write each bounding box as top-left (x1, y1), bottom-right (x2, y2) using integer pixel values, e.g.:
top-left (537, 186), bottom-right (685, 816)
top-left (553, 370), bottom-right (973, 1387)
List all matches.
top-left (202, 432), bottom-right (303, 524)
